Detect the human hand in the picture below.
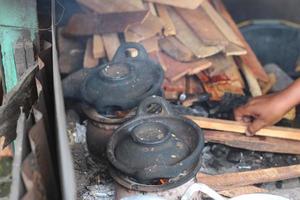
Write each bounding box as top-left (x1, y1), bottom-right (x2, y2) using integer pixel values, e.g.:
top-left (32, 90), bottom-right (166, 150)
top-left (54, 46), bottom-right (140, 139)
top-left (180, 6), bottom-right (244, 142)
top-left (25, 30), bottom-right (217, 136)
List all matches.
top-left (234, 92), bottom-right (292, 136)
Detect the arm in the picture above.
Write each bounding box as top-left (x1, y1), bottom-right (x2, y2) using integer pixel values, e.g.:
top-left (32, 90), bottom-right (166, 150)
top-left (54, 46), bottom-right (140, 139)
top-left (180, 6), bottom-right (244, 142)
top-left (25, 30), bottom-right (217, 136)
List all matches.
top-left (234, 79), bottom-right (300, 136)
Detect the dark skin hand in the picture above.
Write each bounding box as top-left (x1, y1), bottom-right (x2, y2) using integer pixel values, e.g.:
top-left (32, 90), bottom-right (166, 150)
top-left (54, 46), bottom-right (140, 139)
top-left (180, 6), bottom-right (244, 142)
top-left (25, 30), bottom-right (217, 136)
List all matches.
top-left (234, 79), bottom-right (300, 136)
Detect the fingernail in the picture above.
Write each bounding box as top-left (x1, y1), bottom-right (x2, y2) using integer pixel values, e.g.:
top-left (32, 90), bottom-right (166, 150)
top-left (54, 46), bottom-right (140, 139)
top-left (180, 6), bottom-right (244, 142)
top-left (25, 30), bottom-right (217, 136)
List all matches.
top-left (245, 129), bottom-right (254, 136)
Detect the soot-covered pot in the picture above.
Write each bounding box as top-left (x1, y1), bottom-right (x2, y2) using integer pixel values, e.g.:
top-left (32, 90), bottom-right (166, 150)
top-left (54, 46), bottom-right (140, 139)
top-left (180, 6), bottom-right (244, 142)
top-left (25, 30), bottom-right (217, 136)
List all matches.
top-left (107, 96), bottom-right (204, 192)
top-left (62, 42), bottom-right (164, 113)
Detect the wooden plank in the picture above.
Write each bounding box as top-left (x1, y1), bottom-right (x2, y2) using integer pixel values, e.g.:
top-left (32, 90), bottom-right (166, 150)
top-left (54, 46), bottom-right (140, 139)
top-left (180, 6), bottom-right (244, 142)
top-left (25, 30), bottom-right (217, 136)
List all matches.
top-left (163, 78), bottom-right (186, 93)
top-left (145, 2), bottom-right (158, 16)
top-left (102, 33), bottom-right (120, 61)
top-left (212, 0), bottom-right (269, 82)
top-left (156, 4), bottom-right (176, 36)
top-left (204, 130), bottom-right (300, 154)
top-left (206, 53), bottom-right (230, 76)
top-left (225, 42), bottom-right (247, 56)
top-left (125, 14), bottom-right (163, 42)
top-left (145, 0), bottom-right (205, 9)
top-left (83, 38), bottom-right (99, 68)
top-left (197, 165), bottom-right (300, 191)
top-left (76, 0), bottom-right (145, 14)
top-left (158, 36), bottom-right (194, 62)
top-left (187, 116), bottom-right (300, 141)
top-left (201, 1), bottom-right (244, 48)
top-left (158, 52), bottom-right (211, 82)
top-left (219, 186), bottom-right (268, 198)
top-left (64, 11), bottom-right (149, 36)
top-left (140, 36), bottom-right (159, 53)
top-left (261, 73), bottom-right (277, 94)
top-left (168, 8), bottom-right (222, 58)
top-left (92, 35), bottom-right (106, 59)
top-left (176, 6), bottom-right (228, 47)
top-left (240, 61), bottom-right (262, 97)
top-left (225, 57), bottom-right (245, 88)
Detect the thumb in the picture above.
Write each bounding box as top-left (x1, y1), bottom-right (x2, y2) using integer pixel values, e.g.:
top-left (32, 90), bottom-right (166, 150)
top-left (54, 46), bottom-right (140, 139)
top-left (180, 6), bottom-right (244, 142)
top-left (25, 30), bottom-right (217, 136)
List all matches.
top-left (246, 119), bottom-right (265, 136)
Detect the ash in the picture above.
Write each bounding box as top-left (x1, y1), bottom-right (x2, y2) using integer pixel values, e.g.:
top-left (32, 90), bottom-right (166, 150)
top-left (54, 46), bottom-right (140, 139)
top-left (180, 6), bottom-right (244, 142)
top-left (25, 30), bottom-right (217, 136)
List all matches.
top-left (67, 112), bottom-right (300, 200)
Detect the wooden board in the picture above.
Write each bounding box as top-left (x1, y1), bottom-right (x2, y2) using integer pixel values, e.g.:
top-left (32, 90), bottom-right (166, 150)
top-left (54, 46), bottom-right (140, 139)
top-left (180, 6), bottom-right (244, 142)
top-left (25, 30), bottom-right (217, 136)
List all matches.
top-left (92, 35), bottom-right (106, 59)
top-left (219, 186), bottom-right (268, 198)
top-left (168, 8), bottom-right (222, 58)
top-left (206, 53), bottom-right (231, 76)
top-left (204, 130), bottom-right (300, 154)
top-left (64, 11), bottom-right (149, 36)
top-left (125, 14), bottom-right (163, 42)
top-left (102, 33), bottom-right (120, 61)
top-left (187, 116), bottom-right (300, 141)
top-left (158, 52), bottom-right (211, 82)
top-left (158, 36), bottom-right (194, 62)
top-left (176, 6), bottom-right (227, 47)
top-left (145, 0), bottom-right (205, 9)
top-left (212, 0), bottom-right (269, 82)
top-left (76, 0), bottom-right (145, 14)
top-left (201, 1), bottom-right (244, 48)
top-left (156, 4), bottom-right (176, 36)
top-left (224, 57), bottom-right (245, 88)
top-left (140, 36), bottom-right (159, 53)
top-left (261, 73), bottom-right (276, 94)
top-left (163, 78), bottom-right (186, 93)
top-left (83, 38), bottom-right (99, 68)
top-left (225, 42), bottom-right (247, 56)
top-left (240, 61), bottom-right (262, 97)
top-left (197, 164), bottom-right (300, 191)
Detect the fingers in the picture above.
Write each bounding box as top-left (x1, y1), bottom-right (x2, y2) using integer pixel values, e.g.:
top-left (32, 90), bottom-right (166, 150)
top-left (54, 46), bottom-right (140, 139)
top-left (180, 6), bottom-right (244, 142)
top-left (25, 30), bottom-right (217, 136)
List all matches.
top-left (234, 105), bottom-right (252, 122)
top-left (246, 119), bottom-right (266, 136)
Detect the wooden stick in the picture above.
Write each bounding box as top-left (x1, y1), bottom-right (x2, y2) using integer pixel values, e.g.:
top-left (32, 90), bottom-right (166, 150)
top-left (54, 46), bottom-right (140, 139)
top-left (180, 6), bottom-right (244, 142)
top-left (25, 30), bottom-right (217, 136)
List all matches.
top-left (83, 38), bottom-right (99, 68)
top-left (212, 0), bottom-right (269, 82)
top-left (145, 0), bottom-right (205, 9)
top-left (92, 34), bottom-right (106, 59)
top-left (201, 1), bottom-right (244, 48)
top-left (187, 116), bottom-right (300, 141)
top-left (204, 130), bottom-right (300, 154)
top-left (219, 186), bottom-right (268, 198)
top-left (102, 33), bottom-right (120, 61)
top-left (197, 164), bottom-right (300, 191)
top-left (156, 4), bottom-right (176, 36)
top-left (240, 62), bottom-right (262, 97)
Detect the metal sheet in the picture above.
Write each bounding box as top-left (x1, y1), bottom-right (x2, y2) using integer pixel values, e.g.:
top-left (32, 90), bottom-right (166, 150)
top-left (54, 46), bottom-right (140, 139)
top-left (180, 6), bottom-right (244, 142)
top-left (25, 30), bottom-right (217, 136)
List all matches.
top-left (51, 0), bottom-right (76, 199)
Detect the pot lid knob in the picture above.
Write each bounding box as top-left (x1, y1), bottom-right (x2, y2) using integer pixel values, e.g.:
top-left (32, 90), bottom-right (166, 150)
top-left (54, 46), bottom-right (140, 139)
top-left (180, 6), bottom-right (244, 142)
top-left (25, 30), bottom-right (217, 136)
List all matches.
top-left (131, 122), bottom-right (171, 145)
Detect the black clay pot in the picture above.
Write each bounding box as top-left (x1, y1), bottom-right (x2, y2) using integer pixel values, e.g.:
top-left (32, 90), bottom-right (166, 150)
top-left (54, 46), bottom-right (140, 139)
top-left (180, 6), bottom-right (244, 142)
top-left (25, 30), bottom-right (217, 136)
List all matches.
top-left (62, 42), bottom-right (164, 113)
top-left (107, 96), bottom-right (204, 185)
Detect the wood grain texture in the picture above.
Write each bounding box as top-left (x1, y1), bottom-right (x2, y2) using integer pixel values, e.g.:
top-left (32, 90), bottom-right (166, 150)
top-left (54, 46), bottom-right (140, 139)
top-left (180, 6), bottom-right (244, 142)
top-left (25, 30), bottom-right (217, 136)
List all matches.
top-left (76, 0), bottom-right (144, 14)
top-left (187, 116), bottom-right (300, 141)
top-left (206, 53), bottom-right (231, 76)
top-left (204, 130), bottom-right (300, 154)
top-left (176, 6), bottom-right (227, 47)
top-left (92, 35), bottom-right (106, 59)
top-left (212, 0), bottom-right (269, 82)
top-left (140, 36), bottom-right (159, 53)
top-left (197, 165), bottom-right (300, 191)
top-left (168, 8), bottom-right (222, 58)
top-left (219, 186), bottom-right (268, 197)
top-left (158, 36), bottom-right (194, 62)
top-left (83, 38), bottom-right (99, 68)
top-left (64, 11), bottom-right (149, 36)
top-left (125, 14), bottom-right (163, 42)
top-left (201, 1), bottom-right (244, 48)
top-left (102, 33), bottom-right (120, 61)
top-left (240, 61), bottom-right (262, 97)
top-left (156, 4), bottom-right (176, 36)
top-left (145, 0), bottom-right (205, 9)
top-left (158, 52), bottom-right (211, 82)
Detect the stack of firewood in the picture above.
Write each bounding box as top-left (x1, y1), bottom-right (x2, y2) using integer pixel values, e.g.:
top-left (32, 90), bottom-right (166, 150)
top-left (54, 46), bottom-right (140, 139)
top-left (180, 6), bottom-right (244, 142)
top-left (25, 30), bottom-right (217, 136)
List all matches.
top-left (59, 0), bottom-right (272, 105)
